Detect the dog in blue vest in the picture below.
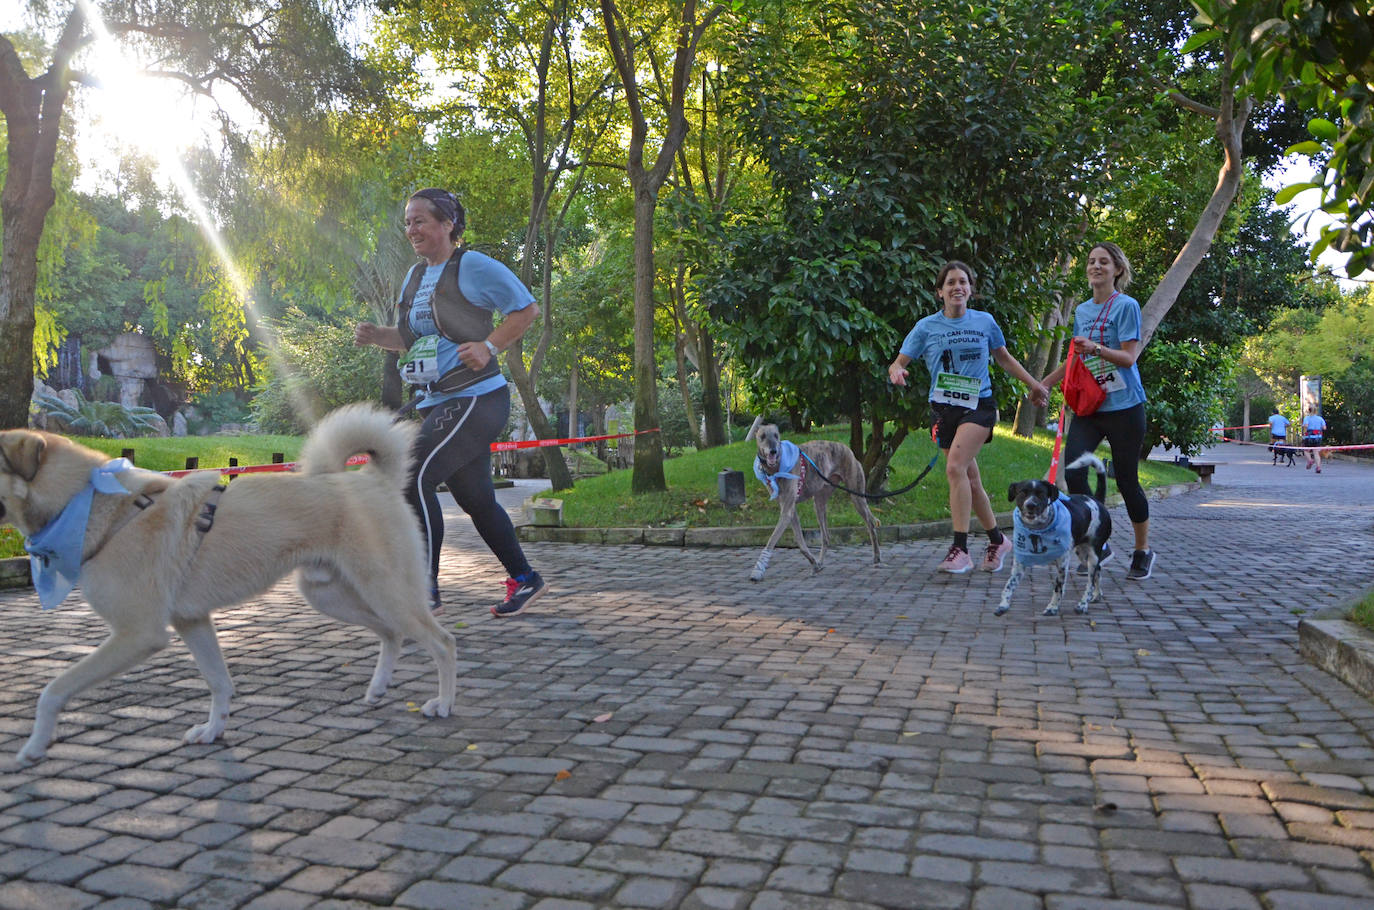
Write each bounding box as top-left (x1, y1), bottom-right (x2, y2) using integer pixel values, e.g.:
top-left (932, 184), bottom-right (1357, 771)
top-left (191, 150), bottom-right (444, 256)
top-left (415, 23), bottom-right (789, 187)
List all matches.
top-left (995, 453), bottom-right (1111, 617)
top-left (749, 423), bottom-right (881, 581)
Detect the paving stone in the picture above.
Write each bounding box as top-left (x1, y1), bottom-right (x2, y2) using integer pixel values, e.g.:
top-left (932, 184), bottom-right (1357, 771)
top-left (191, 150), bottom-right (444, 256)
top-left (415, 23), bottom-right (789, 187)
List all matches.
top-left (1184, 883), bottom-right (1264, 909)
top-left (394, 881), bottom-right (528, 910)
top-left (78, 864), bottom-right (204, 903)
top-left (833, 871), bottom-right (967, 909)
top-left (0, 880), bottom-right (102, 910)
top-left (495, 862), bottom-right (619, 899)
top-left (614, 875), bottom-right (690, 907)
top-left (680, 886), bottom-right (750, 910)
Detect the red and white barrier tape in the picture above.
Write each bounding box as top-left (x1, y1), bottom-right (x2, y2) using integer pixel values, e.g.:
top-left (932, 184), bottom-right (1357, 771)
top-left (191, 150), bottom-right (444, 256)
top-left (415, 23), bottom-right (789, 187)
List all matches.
top-left (164, 428), bottom-right (659, 477)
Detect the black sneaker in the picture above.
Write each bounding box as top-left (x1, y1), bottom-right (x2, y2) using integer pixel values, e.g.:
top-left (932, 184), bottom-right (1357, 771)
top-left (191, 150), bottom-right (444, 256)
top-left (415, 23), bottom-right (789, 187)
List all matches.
top-left (1127, 549), bottom-right (1155, 580)
top-left (1078, 541), bottom-right (1113, 575)
top-left (493, 571), bottom-right (547, 617)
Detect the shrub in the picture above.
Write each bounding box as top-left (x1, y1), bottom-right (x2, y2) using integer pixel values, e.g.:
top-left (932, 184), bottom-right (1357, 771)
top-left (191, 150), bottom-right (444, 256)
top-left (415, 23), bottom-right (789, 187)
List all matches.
top-left (251, 307), bottom-right (384, 434)
top-left (34, 389), bottom-right (163, 438)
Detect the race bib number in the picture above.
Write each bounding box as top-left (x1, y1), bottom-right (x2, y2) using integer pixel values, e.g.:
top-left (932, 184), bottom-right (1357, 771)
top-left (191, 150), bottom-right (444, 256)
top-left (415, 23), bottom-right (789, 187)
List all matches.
top-left (933, 372), bottom-right (981, 408)
top-left (1085, 354), bottom-right (1126, 394)
top-left (399, 335), bottom-right (442, 385)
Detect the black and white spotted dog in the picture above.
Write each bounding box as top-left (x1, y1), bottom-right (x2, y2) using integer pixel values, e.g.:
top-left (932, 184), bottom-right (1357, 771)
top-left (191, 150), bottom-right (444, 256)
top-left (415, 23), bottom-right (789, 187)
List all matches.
top-left (995, 453), bottom-right (1112, 617)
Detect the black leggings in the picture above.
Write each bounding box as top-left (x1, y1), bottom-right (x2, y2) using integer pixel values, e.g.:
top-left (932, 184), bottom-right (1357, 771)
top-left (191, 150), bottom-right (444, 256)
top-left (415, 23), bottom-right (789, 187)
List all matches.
top-left (1064, 402), bottom-right (1149, 525)
top-left (408, 385), bottom-right (531, 583)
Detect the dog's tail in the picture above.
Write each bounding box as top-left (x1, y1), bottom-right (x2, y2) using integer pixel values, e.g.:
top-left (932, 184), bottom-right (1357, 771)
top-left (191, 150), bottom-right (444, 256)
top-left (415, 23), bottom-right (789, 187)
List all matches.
top-left (1065, 453), bottom-right (1108, 503)
top-left (298, 403), bottom-right (417, 490)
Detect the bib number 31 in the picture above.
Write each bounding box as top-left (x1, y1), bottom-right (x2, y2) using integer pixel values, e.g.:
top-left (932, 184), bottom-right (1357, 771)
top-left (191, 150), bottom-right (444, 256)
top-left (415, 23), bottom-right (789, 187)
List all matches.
top-left (399, 335), bottom-right (442, 385)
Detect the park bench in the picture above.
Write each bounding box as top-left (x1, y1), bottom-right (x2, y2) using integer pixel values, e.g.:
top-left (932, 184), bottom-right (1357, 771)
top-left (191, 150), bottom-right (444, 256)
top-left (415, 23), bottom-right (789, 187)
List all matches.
top-left (1187, 462), bottom-right (1217, 484)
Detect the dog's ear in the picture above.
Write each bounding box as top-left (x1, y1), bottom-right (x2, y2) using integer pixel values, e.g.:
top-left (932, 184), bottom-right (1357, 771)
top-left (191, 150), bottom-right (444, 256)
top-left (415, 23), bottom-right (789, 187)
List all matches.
top-left (0, 431), bottom-right (46, 482)
top-left (1045, 484), bottom-right (1060, 502)
top-left (1007, 482), bottom-right (1023, 502)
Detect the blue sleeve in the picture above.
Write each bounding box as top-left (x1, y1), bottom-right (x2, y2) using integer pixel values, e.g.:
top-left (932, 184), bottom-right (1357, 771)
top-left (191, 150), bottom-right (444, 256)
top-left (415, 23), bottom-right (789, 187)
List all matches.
top-left (1116, 297), bottom-right (1141, 343)
top-left (458, 251), bottom-right (537, 315)
top-left (984, 313), bottom-right (1006, 351)
top-left (899, 322), bottom-right (926, 363)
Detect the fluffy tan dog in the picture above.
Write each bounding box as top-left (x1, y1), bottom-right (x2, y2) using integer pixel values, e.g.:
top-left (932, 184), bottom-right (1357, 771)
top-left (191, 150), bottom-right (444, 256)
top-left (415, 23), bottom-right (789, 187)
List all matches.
top-left (0, 403), bottom-right (455, 766)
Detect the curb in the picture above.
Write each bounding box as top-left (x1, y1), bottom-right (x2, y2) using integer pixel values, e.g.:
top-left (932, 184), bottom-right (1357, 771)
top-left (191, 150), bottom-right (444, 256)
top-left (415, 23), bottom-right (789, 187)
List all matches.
top-left (1300, 612), bottom-right (1374, 700)
top-left (0, 556), bottom-right (29, 590)
top-left (517, 480), bottom-right (1198, 547)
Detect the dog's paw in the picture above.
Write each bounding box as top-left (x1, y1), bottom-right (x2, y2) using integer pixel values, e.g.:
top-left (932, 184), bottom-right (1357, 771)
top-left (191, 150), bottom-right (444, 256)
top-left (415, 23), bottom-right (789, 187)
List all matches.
top-left (363, 688), bottom-right (386, 705)
top-left (1075, 603), bottom-right (1091, 615)
top-left (183, 719), bottom-right (226, 745)
top-left (15, 742), bottom-right (46, 767)
top-left (994, 603), bottom-right (1011, 616)
top-left (421, 697), bottom-right (451, 718)
top-left (748, 570), bottom-right (764, 582)
top-left (1042, 605), bottom-right (1061, 617)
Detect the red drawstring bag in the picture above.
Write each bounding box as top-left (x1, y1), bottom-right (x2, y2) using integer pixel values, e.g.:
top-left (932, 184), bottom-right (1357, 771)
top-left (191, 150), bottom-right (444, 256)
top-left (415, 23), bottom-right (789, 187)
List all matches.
top-left (1063, 350), bottom-right (1105, 416)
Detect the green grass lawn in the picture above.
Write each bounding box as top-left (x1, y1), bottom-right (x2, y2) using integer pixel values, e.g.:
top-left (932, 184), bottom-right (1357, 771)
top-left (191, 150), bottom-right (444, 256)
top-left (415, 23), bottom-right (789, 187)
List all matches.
top-left (556, 425), bottom-right (1197, 530)
top-left (1349, 589), bottom-right (1374, 633)
top-left (73, 434), bottom-right (304, 473)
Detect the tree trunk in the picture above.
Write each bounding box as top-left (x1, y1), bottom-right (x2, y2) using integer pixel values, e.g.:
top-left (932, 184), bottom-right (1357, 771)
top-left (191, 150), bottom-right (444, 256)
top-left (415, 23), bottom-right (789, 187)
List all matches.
top-left (1, 16), bottom-right (80, 428)
top-left (1013, 294), bottom-right (1073, 436)
top-left (629, 185), bottom-right (667, 492)
top-left (505, 341), bottom-right (575, 491)
top-left (567, 360), bottom-right (579, 441)
top-left (381, 351), bottom-right (402, 410)
top-left (674, 332), bottom-right (699, 447)
top-left (699, 327), bottom-right (727, 447)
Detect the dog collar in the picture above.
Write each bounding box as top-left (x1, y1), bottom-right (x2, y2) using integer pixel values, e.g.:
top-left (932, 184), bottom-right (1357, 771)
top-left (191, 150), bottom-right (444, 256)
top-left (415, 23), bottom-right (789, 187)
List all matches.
top-left (24, 458), bottom-right (134, 610)
top-left (753, 440), bottom-right (803, 500)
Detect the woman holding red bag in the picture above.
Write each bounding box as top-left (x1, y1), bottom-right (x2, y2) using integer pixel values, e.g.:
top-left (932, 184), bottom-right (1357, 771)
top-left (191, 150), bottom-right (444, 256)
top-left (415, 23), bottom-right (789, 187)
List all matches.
top-left (1041, 242), bottom-right (1154, 580)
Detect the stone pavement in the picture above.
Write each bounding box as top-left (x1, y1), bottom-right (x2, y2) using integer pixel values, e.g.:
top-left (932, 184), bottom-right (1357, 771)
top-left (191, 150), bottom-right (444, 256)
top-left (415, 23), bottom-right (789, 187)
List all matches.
top-left (1, 442), bottom-right (1373, 909)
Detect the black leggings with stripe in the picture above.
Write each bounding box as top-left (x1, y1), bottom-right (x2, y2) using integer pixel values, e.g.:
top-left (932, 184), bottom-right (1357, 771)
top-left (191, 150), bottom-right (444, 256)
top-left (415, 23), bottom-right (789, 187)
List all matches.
top-left (1063, 402), bottom-right (1149, 525)
top-left (408, 385), bottom-right (531, 583)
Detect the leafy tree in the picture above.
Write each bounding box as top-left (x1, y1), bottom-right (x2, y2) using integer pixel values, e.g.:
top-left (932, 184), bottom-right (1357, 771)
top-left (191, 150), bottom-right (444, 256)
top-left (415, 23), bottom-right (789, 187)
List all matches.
top-left (1, 1), bottom-right (379, 428)
top-left (375, 0), bottom-right (623, 491)
top-left (701, 0), bottom-right (1129, 482)
top-left (1193, 0), bottom-right (1374, 275)
top-left (599, 0), bottom-right (730, 493)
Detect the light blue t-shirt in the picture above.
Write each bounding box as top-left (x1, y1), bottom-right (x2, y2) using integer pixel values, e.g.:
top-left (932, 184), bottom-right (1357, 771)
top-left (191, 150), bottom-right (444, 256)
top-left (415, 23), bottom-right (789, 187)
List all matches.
top-left (404, 249), bottom-right (536, 407)
top-left (1072, 293), bottom-right (1147, 413)
top-left (899, 309), bottom-right (1006, 402)
top-left (1302, 414), bottom-right (1327, 440)
top-left (1011, 500), bottom-right (1075, 566)
top-left (1268, 414), bottom-right (1290, 437)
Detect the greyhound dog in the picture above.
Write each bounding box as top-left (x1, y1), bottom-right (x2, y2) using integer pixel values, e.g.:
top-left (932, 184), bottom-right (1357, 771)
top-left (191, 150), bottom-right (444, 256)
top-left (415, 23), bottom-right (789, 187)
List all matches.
top-left (750, 424), bottom-right (881, 581)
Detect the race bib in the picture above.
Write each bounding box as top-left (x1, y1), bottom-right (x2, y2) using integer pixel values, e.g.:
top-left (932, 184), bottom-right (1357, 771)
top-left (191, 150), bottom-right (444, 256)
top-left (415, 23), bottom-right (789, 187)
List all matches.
top-left (1085, 354), bottom-right (1126, 394)
top-left (933, 372), bottom-right (981, 408)
top-left (399, 335), bottom-right (442, 385)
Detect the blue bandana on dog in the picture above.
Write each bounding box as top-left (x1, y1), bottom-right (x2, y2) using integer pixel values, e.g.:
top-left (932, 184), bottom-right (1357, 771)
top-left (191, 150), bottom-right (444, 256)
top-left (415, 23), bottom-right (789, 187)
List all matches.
top-left (24, 458), bottom-right (135, 610)
top-left (1011, 499), bottom-right (1074, 567)
top-left (753, 440), bottom-right (803, 501)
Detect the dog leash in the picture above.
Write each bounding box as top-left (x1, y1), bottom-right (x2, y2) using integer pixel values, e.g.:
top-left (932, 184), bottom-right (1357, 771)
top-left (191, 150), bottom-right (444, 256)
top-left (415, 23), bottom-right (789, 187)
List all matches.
top-left (799, 448), bottom-right (940, 501)
top-left (1047, 402), bottom-right (1067, 484)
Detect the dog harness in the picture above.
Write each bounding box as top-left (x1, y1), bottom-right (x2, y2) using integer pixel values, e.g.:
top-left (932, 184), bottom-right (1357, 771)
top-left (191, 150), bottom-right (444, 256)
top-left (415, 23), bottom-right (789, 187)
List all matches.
top-left (1011, 499), bottom-right (1075, 567)
top-left (753, 440), bottom-right (805, 500)
top-left (24, 458), bottom-right (135, 610)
